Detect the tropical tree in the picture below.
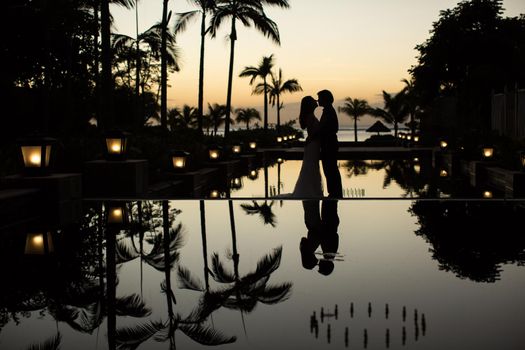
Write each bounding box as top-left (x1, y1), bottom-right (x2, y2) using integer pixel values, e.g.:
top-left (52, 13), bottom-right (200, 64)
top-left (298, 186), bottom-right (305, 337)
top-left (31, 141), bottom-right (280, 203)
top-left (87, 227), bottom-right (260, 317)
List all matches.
top-left (209, 0), bottom-right (290, 138)
top-left (239, 55), bottom-right (275, 132)
top-left (167, 105), bottom-right (198, 130)
top-left (370, 91), bottom-right (409, 137)
top-left (240, 201), bottom-right (277, 227)
top-left (208, 103), bottom-right (231, 135)
top-left (174, 0), bottom-right (217, 135)
top-left (401, 78), bottom-right (419, 139)
top-left (160, 0), bottom-right (171, 129)
top-left (267, 68), bottom-right (302, 129)
top-left (235, 108), bottom-right (261, 130)
top-left (338, 98), bottom-right (372, 142)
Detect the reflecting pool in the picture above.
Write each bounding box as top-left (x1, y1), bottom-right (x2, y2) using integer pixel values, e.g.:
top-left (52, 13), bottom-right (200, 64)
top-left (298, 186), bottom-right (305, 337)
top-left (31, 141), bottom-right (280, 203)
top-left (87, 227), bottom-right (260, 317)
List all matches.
top-left (1, 200), bottom-right (524, 349)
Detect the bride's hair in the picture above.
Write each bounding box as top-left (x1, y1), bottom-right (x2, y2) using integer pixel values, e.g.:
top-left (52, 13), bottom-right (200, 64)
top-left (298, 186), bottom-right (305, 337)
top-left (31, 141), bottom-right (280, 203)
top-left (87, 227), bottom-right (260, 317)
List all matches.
top-left (299, 96), bottom-right (316, 129)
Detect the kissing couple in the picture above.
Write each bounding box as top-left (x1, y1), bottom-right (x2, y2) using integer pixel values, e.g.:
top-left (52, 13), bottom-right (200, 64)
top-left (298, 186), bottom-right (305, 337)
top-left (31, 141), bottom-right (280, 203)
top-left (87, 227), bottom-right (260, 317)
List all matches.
top-left (285, 89), bottom-right (343, 198)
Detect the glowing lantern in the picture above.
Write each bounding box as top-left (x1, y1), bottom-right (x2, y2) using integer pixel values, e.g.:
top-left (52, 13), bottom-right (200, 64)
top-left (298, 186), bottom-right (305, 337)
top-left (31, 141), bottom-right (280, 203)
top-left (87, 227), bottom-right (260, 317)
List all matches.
top-left (248, 141), bottom-right (257, 151)
top-left (440, 140), bottom-right (448, 150)
top-left (171, 150), bottom-right (190, 172)
top-left (208, 145), bottom-right (222, 161)
top-left (248, 169), bottom-right (258, 180)
top-left (481, 146), bottom-right (494, 160)
top-left (406, 135), bottom-right (412, 141)
top-left (277, 158), bottom-right (284, 164)
top-left (413, 164), bottom-right (421, 174)
top-left (18, 137), bottom-right (56, 175)
top-left (105, 130), bottom-right (130, 161)
top-left (230, 177), bottom-right (242, 190)
top-left (439, 169), bottom-right (448, 177)
top-left (413, 135), bottom-right (420, 143)
top-left (105, 202), bottom-right (129, 228)
top-left (25, 232), bottom-right (54, 255)
top-left (276, 136), bottom-right (283, 144)
top-left (231, 144), bottom-right (242, 156)
top-left (483, 190), bottom-right (493, 199)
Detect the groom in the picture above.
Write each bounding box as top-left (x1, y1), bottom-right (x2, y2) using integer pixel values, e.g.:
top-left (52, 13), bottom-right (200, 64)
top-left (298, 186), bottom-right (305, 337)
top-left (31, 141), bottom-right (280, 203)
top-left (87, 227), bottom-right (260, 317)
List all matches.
top-left (316, 90), bottom-right (343, 198)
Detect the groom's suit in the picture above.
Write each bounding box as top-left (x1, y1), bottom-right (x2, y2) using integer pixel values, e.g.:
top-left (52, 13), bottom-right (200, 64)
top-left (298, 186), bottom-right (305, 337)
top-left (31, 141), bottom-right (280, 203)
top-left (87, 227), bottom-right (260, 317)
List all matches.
top-left (318, 105), bottom-right (343, 197)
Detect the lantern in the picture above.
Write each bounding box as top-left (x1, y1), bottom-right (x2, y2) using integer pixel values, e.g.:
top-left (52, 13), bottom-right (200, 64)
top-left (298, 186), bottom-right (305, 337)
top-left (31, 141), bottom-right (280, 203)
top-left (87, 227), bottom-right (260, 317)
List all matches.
top-left (440, 140), bottom-right (448, 150)
top-left (481, 146), bottom-right (494, 160)
top-left (209, 189), bottom-right (224, 199)
top-left (248, 169), bottom-right (259, 180)
top-left (25, 232), bottom-right (54, 255)
top-left (276, 136), bottom-right (283, 144)
top-left (208, 145), bottom-right (222, 161)
top-left (439, 169), bottom-right (448, 177)
top-left (230, 177), bottom-right (243, 190)
top-left (171, 150), bottom-right (190, 172)
top-left (277, 158), bottom-right (284, 164)
top-left (105, 202), bottom-right (129, 228)
top-left (283, 136), bottom-right (288, 142)
top-left (231, 144), bottom-right (242, 156)
top-left (482, 190), bottom-right (493, 199)
top-left (105, 130), bottom-right (130, 161)
top-left (413, 135), bottom-right (420, 143)
top-left (406, 135), bottom-right (412, 141)
top-left (18, 137), bottom-right (56, 175)
top-left (248, 141), bottom-right (257, 151)
top-left (413, 164), bottom-right (421, 174)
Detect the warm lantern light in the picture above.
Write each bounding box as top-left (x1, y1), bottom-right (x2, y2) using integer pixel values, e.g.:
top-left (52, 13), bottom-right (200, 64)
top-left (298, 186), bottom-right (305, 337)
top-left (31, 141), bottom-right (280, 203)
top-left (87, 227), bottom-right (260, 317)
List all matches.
top-left (25, 232), bottom-right (54, 255)
top-left (248, 169), bottom-right (258, 180)
top-left (277, 136), bottom-right (283, 143)
top-left (208, 145), bottom-right (222, 161)
top-left (105, 202), bottom-right (129, 227)
top-left (413, 157), bottom-right (419, 162)
top-left (413, 164), bottom-right (421, 174)
top-left (105, 130), bottom-right (130, 161)
top-left (277, 158), bottom-right (284, 164)
top-left (483, 190), bottom-right (493, 199)
top-left (249, 141), bottom-right (257, 150)
top-left (440, 140), bottom-right (448, 149)
top-left (19, 137), bottom-right (56, 175)
top-left (482, 147), bottom-right (494, 159)
top-left (230, 177), bottom-right (242, 190)
top-left (209, 189), bottom-right (224, 199)
top-left (232, 144), bottom-right (242, 155)
top-left (413, 135), bottom-right (420, 143)
top-left (406, 135), bottom-right (412, 141)
top-left (283, 136), bottom-right (288, 142)
top-left (171, 150), bottom-right (190, 171)
top-left (440, 169), bottom-right (449, 177)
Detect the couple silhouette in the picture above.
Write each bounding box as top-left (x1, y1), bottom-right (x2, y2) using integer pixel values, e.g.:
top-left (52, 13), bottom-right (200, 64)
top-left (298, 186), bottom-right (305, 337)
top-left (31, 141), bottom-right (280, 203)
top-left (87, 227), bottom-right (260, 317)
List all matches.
top-left (290, 89), bottom-right (343, 198)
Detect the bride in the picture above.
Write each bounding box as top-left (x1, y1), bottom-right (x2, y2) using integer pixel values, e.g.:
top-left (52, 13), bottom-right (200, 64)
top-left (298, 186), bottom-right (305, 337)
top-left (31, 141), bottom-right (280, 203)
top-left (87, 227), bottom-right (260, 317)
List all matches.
top-left (290, 96), bottom-right (323, 198)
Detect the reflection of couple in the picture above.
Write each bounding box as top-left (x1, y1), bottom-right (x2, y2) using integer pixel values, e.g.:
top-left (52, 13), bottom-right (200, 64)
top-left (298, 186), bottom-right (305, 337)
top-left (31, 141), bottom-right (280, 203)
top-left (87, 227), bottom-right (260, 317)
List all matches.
top-left (292, 90), bottom-right (343, 198)
top-left (300, 200), bottom-right (340, 275)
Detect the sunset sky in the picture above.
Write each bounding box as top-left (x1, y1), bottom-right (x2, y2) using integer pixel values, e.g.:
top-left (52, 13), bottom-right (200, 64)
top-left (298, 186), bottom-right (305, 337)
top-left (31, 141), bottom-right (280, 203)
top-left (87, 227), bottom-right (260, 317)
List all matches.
top-left (112, 0), bottom-right (525, 126)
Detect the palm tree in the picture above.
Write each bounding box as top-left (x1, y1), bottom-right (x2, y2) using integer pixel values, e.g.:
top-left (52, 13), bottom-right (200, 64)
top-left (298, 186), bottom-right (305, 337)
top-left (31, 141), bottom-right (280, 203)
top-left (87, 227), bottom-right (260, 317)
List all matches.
top-left (338, 98), bottom-right (372, 142)
top-left (209, 0), bottom-right (290, 138)
top-left (208, 103), bottom-right (231, 136)
top-left (266, 68), bottom-right (302, 129)
top-left (174, 0), bottom-right (217, 135)
top-left (239, 55), bottom-right (275, 132)
top-left (370, 91), bottom-right (409, 138)
top-left (235, 107), bottom-right (261, 130)
top-left (240, 201), bottom-right (277, 227)
top-left (401, 78), bottom-right (419, 139)
top-left (167, 105), bottom-right (198, 129)
top-left (160, 0), bottom-right (170, 129)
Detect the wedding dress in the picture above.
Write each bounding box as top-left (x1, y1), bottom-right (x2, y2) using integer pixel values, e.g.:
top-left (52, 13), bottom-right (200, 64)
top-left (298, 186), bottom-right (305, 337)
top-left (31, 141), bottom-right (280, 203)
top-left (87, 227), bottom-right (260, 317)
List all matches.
top-left (291, 115), bottom-right (323, 198)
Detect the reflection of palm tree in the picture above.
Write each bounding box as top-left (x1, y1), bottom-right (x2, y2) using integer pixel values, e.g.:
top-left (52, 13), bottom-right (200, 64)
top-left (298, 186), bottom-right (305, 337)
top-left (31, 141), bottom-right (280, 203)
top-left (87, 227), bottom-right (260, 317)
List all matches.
top-left (174, 0), bottom-right (217, 135)
top-left (267, 68), bottom-right (302, 129)
top-left (25, 333), bottom-right (61, 350)
top-left (209, 0), bottom-right (290, 137)
top-left (345, 160), bottom-right (372, 177)
top-left (240, 201), bottom-right (277, 227)
top-left (240, 55), bottom-right (275, 132)
top-left (338, 98), bottom-right (372, 142)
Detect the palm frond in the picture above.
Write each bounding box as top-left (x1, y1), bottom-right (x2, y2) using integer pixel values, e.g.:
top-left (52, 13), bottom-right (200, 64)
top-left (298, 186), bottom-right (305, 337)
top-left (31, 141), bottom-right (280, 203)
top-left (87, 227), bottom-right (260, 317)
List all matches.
top-left (257, 282), bottom-right (293, 304)
top-left (26, 333), bottom-right (61, 350)
top-left (115, 321), bottom-right (165, 350)
top-left (173, 10), bottom-right (200, 34)
top-left (115, 240), bottom-right (140, 264)
top-left (177, 266), bottom-right (205, 291)
top-left (210, 253), bottom-right (236, 283)
top-left (243, 246), bottom-right (283, 284)
top-left (179, 323), bottom-right (236, 345)
top-left (116, 294), bottom-right (151, 318)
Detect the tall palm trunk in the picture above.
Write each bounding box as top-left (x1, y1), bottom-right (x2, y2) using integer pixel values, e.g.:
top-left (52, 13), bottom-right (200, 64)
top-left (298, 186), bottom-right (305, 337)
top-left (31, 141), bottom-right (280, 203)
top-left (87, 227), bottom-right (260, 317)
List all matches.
top-left (197, 10), bottom-right (207, 136)
top-left (200, 200), bottom-right (210, 290)
top-left (276, 94), bottom-right (281, 130)
top-left (93, 0), bottom-right (100, 128)
top-left (225, 18), bottom-right (237, 138)
top-left (394, 122), bottom-right (398, 138)
top-left (100, 0), bottom-right (114, 129)
top-left (160, 0), bottom-right (169, 129)
top-left (106, 226), bottom-right (117, 350)
top-left (263, 76), bottom-right (268, 132)
top-left (134, 2), bottom-right (141, 130)
top-left (354, 116), bottom-right (358, 142)
top-left (162, 201), bottom-right (176, 313)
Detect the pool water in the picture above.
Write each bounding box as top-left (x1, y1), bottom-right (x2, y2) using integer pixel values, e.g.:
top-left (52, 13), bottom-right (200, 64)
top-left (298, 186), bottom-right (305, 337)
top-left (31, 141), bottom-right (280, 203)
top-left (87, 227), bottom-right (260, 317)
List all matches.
top-left (1, 200), bottom-right (524, 349)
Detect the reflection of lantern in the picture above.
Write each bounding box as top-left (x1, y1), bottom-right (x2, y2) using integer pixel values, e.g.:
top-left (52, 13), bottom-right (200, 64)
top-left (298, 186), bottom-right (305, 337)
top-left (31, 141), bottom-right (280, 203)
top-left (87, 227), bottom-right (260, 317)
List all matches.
top-left (277, 158), bottom-right (284, 164)
top-left (407, 135), bottom-right (412, 141)
top-left (481, 146), bottom-right (494, 159)
top-left (230, 177), bottom-right (243, 190)
top-left (19, 137), bottom-right (56, 175)
top-left (439, 169), bottom-right (448, 177)
top-left (105, 130), bottom-right (130, 161)
top-left (105, 202), bottom-right (129, 227)
top-left (249, 141), bottom-right (257, 151)
top-left (413, 157), bottom-right (419, 162)
top-left (209, 189), bottom-right (224, 199)
top-left (413, 164), bottom-right (421, 174)
top-left (283, 136), bottom-right (288, 142)
top-left (400, 133), bottom-right (406, 140)
top-left (248, 169), bottom-right (258, 180)
top-left (276, 136), bottom-right (283, 144)
top-left (25, 232), bottom-right (54, 255)
top-left (483, 190), bottom-right (493, 199)
top-left (171, 150), bottom-right (190, 171)
top-left (413, 135), bottom-right (420, 143)
top-left (440, 140), bottom-right (448, 149)
top-left (208, 145), bottom-right (222, 161)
